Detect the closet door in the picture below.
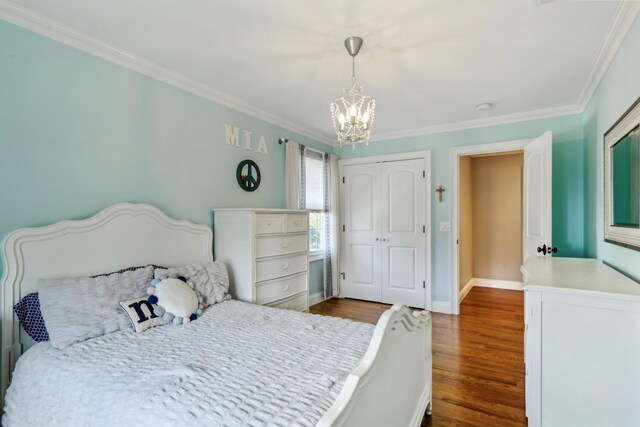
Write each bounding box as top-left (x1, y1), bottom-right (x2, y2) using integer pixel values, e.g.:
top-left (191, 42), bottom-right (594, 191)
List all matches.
top-left (380, 159), bottom-right (426, 308)
top-left (341, 163), bottom-right (382, 302)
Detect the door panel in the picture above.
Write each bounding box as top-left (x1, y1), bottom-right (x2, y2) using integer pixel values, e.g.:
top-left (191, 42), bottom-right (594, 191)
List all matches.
top-left (381, 159), bottom-right (426, 308)
top-left (351, 245), bottom-right (375, 285)
top-left (350, 174), bottom-right (375, 231)
top-left (524, 131), bottom-right (552, 260)
top-left (388, 247), bottom-right (416, 289)
top-left (342, 163), bottom-right (382, 301)
top-left (389, 171), bottom-right (416, 233)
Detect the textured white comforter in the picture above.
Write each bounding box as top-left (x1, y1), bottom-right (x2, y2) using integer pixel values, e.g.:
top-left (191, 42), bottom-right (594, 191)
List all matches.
top-left (3, 300), bottom-right (375, 427)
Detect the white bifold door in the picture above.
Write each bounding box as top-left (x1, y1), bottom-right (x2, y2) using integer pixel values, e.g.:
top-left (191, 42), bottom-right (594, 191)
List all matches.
top-left (342, 158), bottom-right (428, 308)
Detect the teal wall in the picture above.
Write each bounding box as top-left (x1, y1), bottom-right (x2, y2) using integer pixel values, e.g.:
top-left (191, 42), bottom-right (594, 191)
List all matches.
top-left (309, 260), bottom-right (325, 295)
top-left (0, 20), bottom-right (331, 290)
top-left (583, 13), bottom-right (640, 280)
top-left (336, 115), bottom-right (586, 303)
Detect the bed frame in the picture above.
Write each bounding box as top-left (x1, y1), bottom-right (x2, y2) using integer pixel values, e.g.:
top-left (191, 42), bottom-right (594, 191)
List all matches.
top-left (1, 203), bottom-right (432, 426)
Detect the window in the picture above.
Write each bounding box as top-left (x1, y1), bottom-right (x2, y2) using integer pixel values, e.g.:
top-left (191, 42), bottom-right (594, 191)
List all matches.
top-left (304, 150), bottom-right (325, 255)
top-left (309, 211), bottom-right (325, 253)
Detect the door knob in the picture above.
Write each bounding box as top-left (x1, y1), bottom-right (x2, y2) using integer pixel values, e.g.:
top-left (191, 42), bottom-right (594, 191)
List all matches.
top-left (537, 244), bottom-right (558, 255)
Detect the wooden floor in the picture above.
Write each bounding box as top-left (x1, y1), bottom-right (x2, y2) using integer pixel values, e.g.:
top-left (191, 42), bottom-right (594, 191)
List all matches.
top-left (311, 287), bottom-right (526, 426)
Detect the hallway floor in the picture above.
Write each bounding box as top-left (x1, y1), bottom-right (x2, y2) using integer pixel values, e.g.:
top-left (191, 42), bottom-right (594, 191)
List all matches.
top-left (310, 287), bottom-right (526, 426)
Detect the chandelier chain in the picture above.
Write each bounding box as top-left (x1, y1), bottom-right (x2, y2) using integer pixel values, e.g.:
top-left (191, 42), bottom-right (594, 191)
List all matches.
top-left (351, 56), bottom-right (356, 89)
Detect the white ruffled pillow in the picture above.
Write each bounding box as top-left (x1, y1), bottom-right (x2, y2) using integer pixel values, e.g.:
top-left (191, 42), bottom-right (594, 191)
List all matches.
top-left (154, 261), bottom-right (230, 306)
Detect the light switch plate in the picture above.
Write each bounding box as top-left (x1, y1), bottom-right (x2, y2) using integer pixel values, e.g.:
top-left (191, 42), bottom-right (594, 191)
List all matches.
top-left (440, 221), bottom-right (451, 232)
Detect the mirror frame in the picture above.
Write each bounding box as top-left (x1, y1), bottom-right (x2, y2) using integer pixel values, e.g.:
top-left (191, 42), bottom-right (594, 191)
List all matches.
top-left (604, 95), bottom-right (640, 251)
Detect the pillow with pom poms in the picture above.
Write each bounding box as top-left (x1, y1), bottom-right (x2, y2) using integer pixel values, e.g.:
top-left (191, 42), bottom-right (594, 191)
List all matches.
top-left (147, 276), bottom-right (204, 325)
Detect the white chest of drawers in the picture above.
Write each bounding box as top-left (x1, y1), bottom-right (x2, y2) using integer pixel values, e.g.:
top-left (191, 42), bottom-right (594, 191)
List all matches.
top-left (522, 257), bottom-right (640, 427)
top-left (212, 209), bottom-right (310, 311)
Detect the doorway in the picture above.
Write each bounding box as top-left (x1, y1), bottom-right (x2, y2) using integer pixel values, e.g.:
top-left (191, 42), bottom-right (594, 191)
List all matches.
top-left (458, 152), bottom-right (524, 303)
top-left (450, 132), bottom-right (552, 315)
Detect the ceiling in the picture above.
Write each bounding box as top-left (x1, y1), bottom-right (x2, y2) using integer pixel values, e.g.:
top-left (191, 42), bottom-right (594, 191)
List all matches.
top-left (2, 0), bottom-right (636, 144)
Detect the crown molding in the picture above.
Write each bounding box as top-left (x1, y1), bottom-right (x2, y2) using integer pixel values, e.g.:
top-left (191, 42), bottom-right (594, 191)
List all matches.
top-left (0, 1), bottom-right (334, 146)
top-left (1, 0), bottom-right (638, 146)
top-left (575, 1), bottom-right (640, 111)
top-left (369, 104), bottom-right (580, 142)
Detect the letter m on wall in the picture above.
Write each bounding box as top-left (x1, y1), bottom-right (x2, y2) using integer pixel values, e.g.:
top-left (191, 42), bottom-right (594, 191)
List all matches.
top-left (225, 124), bottom-right (240, 147)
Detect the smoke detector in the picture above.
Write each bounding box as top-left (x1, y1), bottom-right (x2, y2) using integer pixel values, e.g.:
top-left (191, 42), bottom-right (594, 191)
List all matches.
top-left (476, 103), bottom-right (493, 111)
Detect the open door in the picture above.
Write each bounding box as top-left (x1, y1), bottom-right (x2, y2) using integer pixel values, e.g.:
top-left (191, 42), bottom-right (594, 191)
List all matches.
top-left (523, 131), bottom-right (552, 260)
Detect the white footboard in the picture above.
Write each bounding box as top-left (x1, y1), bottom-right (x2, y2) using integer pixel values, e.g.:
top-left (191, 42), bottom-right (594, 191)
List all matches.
top-left (317, 305), bottom-right (432, 427)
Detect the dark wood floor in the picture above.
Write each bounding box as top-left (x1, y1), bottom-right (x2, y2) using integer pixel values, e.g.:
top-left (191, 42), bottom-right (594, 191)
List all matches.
top-left (311, 287), bottom-right (526, 426)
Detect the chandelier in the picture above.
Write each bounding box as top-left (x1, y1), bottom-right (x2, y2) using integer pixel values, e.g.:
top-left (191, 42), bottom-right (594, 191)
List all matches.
top-left (330, 36), bottom-right (376, 149)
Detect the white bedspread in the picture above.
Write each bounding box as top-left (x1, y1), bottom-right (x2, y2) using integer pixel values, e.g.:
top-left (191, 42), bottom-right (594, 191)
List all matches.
top-left (3, 300), bottom-right (375, 427)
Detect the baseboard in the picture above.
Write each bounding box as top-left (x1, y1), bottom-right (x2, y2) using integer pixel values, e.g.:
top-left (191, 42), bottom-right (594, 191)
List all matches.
top-left (431, 300), bottom-right (452, 314)
top-left (472, 278), bottom-right (523, 291)
top-left (458, 279), bottom-right (475, 303)
top-left (309, 291), bottom-right (329, 307)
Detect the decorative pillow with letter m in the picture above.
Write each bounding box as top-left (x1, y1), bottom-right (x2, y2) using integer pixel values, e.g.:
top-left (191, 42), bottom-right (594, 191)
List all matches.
top-left (119, 297), bottom-right (165, 333)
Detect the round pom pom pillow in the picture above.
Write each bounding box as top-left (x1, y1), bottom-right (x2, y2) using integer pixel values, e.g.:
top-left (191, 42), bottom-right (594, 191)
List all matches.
top-left (147, 278), bottom-right (200, 325)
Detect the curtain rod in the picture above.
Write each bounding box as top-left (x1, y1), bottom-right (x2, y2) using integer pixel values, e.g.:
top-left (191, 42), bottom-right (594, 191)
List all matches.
top-left (278, 138), bottom-right (326, 157)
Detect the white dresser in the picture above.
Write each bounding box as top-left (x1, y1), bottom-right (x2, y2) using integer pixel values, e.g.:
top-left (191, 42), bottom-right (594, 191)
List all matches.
top-left (212, 209), bottom-right (310, 311)
top-left (522, 257), bottom-right (640, 427)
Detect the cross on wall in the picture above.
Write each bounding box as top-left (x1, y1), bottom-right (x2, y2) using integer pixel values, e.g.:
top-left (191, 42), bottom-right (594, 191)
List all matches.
top-left (436, 185), bottom-right (445, 202)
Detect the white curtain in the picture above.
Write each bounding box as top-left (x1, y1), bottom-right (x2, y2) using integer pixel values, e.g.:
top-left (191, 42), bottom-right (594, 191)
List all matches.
top-left (324, 153), bottom-right (340, 298)
top-left (285, 141), bottom-right (305, 209)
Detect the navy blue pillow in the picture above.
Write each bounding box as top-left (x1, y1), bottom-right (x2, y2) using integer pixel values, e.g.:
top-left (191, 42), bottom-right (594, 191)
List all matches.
top-left (14, 292), bottom-right (49, 342)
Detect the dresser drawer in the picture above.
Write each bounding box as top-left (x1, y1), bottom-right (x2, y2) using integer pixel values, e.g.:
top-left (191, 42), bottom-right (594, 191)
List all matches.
top-left (255, 233), bottom-right (307, 258)
top-left (256, 273), bottom-right (307, 304)
top-left (266, 291), bottom-right (308, 312)
top-left (286, 214), bottom-right (308, 233)
top-left (255, 253), bottom-right (308, 283)
top-left (255, 214), bottom-right (285, 235)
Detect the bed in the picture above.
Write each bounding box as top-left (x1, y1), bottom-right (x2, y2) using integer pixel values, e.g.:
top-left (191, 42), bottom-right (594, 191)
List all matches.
top-left (0, 203), bottom-right (432, 426)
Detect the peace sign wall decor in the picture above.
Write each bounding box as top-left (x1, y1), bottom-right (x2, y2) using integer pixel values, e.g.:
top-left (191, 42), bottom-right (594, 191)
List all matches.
top-left (236, 160), bottom-right (261, 192)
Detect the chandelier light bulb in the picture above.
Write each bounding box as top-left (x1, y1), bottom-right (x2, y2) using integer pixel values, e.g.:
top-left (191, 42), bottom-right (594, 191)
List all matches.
top-left (329, 36), bottom-right (376, 149)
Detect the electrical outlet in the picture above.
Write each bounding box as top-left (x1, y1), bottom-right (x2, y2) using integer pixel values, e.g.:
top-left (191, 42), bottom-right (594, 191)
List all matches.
top-left (440, 221), bottom-right (451, 232)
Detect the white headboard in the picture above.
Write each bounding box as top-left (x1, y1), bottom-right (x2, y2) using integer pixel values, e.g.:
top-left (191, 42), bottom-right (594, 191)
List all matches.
top-left (0, 203), bottom-right (213, 404)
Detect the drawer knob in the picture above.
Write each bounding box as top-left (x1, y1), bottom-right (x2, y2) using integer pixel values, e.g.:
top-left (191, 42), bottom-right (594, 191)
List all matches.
top-left (281, 263), bottom-right (290, 270)
top-left (267, 222), bottom-right (272, 226)
top-left (280, 284), bottom-right (289, 292)
top-left (281, 241), bottom-right (289, 248)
